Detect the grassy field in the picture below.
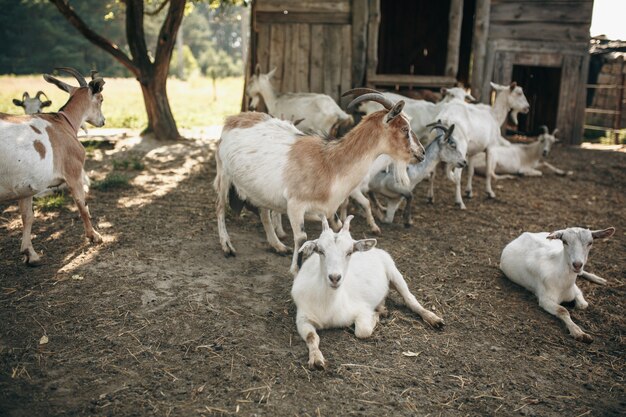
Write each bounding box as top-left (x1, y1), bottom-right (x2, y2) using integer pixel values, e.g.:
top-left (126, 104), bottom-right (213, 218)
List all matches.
top-left (0, 75), bottom-right (243, 128)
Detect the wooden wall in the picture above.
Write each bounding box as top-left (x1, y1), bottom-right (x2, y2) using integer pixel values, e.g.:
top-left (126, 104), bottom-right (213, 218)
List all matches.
top-left (480, 0), bottom-right (593, 143)
top-left (251, 0), bottom-right (353, 102)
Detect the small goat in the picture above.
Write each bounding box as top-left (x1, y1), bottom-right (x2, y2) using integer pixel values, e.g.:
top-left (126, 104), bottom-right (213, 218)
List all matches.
top-left (468, 126), bottom-right (571, 180)
top-left (215, 89), bottom-right (424, 274)
top-left (0, 68), bottom-right (105, 265)
top-left (292, 216), bottom-right (444, 369)
top-left (368, 122), bottom-right (466, 227)
top-left (13, 91), bottom-right (52, 115)
top-left (246, 65), bottom-right (353, 136)
top-left (500, 227), bottom-right (615, 343)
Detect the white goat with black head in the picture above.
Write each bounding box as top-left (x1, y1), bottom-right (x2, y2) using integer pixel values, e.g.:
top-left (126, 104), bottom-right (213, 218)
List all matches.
top-left (292, 216), bottom-right (444, 369)
top-left (215, 89), bottom-right (425, 275)
top-left (0, 67), bottom-right (105, 265)
top-left (246, 65), bottom-right (353, 136)
top-left (500, 226), bottom-right (615, 343)
top-left (468, 125), bottom-right (571, 180)
top-left (13, 91), bottom-right (52, 115)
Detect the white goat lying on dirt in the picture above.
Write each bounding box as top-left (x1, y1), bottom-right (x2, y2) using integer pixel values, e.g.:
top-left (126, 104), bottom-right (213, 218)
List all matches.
top-left (500, 226), bottom-right (615, 343)
top-left (246, 65), bottom-right (353, 136)
top-left (291, 216), bottom-right (444, 369)
top-left (13, 91), bottom-right (52, 115)
top-left (468, 126), bottom-right (572, 180)
top-left (215, 89), bottom-right (424, 274)
top-left (0, 67), bottom-right (105, 265)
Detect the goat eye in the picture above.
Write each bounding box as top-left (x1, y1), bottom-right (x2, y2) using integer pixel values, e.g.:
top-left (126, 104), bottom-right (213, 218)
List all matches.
top-left (562, 240), bottom-right (568, 245)
top-left (587, 242), bottom-right (593, 247)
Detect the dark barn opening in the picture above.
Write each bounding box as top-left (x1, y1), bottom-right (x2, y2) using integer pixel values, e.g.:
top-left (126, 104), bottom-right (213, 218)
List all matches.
top-left (377, 0), bottom-right (451, 76)
top-left (457, 0), bottom-right (476, 87)
top-left (512, 65), bottom-right (562, 134)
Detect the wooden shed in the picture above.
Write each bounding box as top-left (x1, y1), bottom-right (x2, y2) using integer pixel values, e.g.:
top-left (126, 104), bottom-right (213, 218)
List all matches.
top-left (245, 0), bottom-right (594, 144)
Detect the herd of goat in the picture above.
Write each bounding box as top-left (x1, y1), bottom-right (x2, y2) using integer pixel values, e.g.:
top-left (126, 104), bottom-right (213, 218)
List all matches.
top-left (0, 67), bottom-right (615, 369)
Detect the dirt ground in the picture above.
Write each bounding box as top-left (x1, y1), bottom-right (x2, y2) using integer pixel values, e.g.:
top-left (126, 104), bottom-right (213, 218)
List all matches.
top-left (1, 132), bottom-right (624, 417)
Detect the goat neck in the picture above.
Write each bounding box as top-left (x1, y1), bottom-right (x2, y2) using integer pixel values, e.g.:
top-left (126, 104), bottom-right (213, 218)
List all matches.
top-left (57, 88), bottom-right (91, 134)
top-left (257, 80), bottom-right (279, 115)
top-left (407, 136), bottom-right (442, 186)
top-left (490, 90), bottom-right (510, 126)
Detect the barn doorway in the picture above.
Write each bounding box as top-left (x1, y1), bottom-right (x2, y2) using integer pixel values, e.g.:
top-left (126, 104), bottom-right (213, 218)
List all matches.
top-left (512, 65), bottom-right (562, 134)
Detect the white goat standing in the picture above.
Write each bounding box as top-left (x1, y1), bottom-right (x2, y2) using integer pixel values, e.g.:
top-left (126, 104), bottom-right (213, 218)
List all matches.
top-left (430, 82), bottom-right (530, 208)
top-left (500, 227), bottom-right (615, 343)
top-left (468, 126), bottom-right (572, 180)
top-left (215, 90), bottom-right (424, 274)
top-left (0, 68), bottom-right (105, 265)
top-left (292, 216), bottom-right (444, 369)
top-left (246, 65), bottom-right (353, 136)
top-left (12, 91), bottom-right (52, 115)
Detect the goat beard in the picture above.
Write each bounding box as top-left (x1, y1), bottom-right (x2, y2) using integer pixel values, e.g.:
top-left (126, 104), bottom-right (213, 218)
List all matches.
top-left (392, 161), bottom-right (410, 187)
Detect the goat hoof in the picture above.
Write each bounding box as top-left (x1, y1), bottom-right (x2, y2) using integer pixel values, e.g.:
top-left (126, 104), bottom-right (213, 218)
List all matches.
top-left (308, 354), bottom-right (326, 370)
top-left (23, 254), bottom-right (42, 267)
top-left (371, 226), bottom-right (382, 235)
top-left (426, 197), bottom-right (434, 204)
top-left (89, 231), bottom-right (103, 244)
top-left (404, 223), bottom-right (412, 229)
top-left (455, 202), bottom-right (467, 210)
top-left (426, 314), bottom-right (444, 328)
top-left (575, 332), bottom-right (593, 344)
top-left (465, 191), bottom-right (473, 199)
top-left (222, 242), bottom-right (237, 257)
top-left (272, 246), bottom-right (292, 256)
top-left (486, 192), bottom-right (496, 199)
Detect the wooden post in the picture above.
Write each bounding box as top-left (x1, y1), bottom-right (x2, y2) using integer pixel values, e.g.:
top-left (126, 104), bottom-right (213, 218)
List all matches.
top-left (366, 0), bottom-right (380, 87)
top-left (351, 0), bottom-right (368, 87)
top-left (445, 0), bottom-right (463, 79)
top-left (471, 0), bottom-right (491, 101)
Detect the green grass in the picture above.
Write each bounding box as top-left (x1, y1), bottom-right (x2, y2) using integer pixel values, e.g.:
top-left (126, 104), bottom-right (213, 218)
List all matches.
top-left (34, 192), bottom-right (68, 212)
top-left (92, 173), bottom-right (131, 191)
top-left (112, 156), bottom-right (145, 171)
top-left (0, 74), bottom-right (243, 128)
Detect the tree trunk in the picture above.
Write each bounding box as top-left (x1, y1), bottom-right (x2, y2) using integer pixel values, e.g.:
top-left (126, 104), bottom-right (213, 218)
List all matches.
top-left (140, 73), bottom-right (180, 140)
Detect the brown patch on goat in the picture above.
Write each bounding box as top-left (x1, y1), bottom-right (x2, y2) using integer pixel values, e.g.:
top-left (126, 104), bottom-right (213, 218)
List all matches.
top-left (306, 332), bottom-right (317, 344)
top-left (0, 113), bottom-right (33, 124)
top-left (33, 140), bottom-right (46, 159)
top-left (38, 112), bottom-right (86, 185)
top-left (30, 125), bottom-right (42, 134)
top-left (285, 111), bottom-right (392, 203)
top-left (223, 112), bottom-right (271, 131)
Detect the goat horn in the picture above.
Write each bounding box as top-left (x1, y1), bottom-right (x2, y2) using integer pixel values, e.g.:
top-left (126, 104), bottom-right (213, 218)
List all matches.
top-left (552, 128), bottom-right (559, 136)
top-left (22, 91), bottom-right (30, 101)
top-left (341, 87), bottom-right (381, 98)
top-left (426, 120), bottom-right (448, 132)
top-left (341, 215), bottom-right (354, 233)
top-left (55, 67), bottom-right (88, 87)
top-left (321, 216), bottom-right (330, 232)
top-left (35, 91), bottom-right (50, 101)
top-left (347, 93), bottom-right (395, 112)
top-left (539, 125), bottom-right (548, 134)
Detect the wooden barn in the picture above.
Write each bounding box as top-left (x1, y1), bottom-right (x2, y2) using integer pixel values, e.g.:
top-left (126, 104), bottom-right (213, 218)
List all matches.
top-left (244, 0), bottom-right (594, 144)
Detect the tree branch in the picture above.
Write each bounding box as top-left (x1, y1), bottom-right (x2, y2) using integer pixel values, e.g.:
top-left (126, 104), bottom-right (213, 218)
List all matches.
top-left (125, 0), bottom-right (153, 76)
top-left (49, 0), bottom-right (139, 77)
top-left (153, 0), bottom-right (186, 78)
top-left (145, 0), bottom-right (170, 16)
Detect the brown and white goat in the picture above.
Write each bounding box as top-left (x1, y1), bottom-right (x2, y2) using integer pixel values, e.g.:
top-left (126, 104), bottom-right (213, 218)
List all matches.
top-left (215, 90), bottom-right (425, 275)
top-left (0, 68), bottom-right (105, 265)
top-left (13, 91), bottom-right (52, 115)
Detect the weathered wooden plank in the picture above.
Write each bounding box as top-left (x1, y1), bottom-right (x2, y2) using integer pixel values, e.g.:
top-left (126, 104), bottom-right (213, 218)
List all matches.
top-left (340, 24), bottom-right (352, 100)
top-left (256, 23), bottom-right (271, 77)
top-left (256, 12), bottom-right (350, 25)
top-left (351, 0), bottom-right (368, 87)
top-left (445, 0), bottom-right (463, 78)
top-left (491, 2), bottom-right (593, 24)
top-left (489, 22), bottom-right (590, 42)
top-left (471, 0), bottom-right (491, 101)
top-left (309, 25), bottom-right (324, 94)
top-left (268, 24), bottom-right (285, 90)
top-left (324, 25), bottom-right (343, 100)
top-left (367, 74), bottom-right (457, 87)
top-left (282, 24), bottom-right (298, 93)
top-left (492, 50), bottom-right (514, 86)
top-left (365, 0), bottom-right (380, 86)
top-left (257, 0), bottom-right (350, 14)
top-left (557, 55), bottom-right (581, 144)
top-left (295, 23), bottom-right (310, 92)
top-left (513, 52), bottom-right (563, 67)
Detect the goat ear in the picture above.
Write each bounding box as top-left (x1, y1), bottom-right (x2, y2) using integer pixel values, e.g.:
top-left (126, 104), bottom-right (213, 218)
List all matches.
top-left (353, 239), bottom-right (377, 253)
top-left (89, 78), bottom-right (105, 94)
top-left (267, 67), bottom-right (277, 78)
top-left (509, 81), bottom-right (517, 91)
top-left (385, 100), bottom-right (405, 123)
top-left (44, 74), bottom-right (74, 93)
top-left (466, 93), bottom-right (478, 103)
top-left (440, 87), bottom-right (448, 95)
top-left (12, 99), bottom-right (24, 107)
top-left (546, 231), bottom-right (564, 240)
top-left (444, 124), bottom-right (455, 141)
top-left (591, 227), bottom-right (615, 240)
top-left (41, 100), bottom-right (52, 108)
top-left (254, 64), bottom-right (261, 76)
top-left (298, 240), bottom-right (319, 258)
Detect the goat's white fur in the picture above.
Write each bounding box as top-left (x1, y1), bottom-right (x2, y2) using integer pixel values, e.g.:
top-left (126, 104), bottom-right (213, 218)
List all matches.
top-left (500, 227), bottom-right (615, 343)
top-left (291, 216), bottom-right (443, 369)
top-left (246, 66), bottom-right (352, 135)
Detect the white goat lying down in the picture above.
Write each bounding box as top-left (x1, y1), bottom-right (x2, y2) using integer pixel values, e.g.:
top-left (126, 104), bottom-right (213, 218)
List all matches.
top-left (0, 67), bottom-right (105, 265)
top-left (13, 91), bottom-right (52, 114)
top-left (292, 216), bottom-right (444, 369)
top-left (468, 126), bottom-right (572, 180)
top-left (246, 65), bottom-right (353, 136)
top-left (500, 226), bottom-right (615, 343)
top-left (215, 89), bottom-right (424, 274)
